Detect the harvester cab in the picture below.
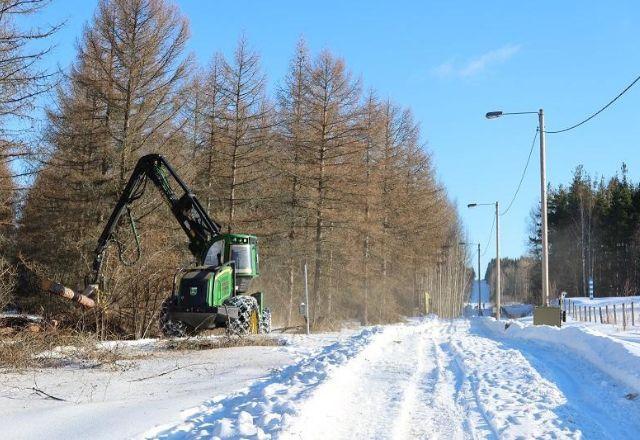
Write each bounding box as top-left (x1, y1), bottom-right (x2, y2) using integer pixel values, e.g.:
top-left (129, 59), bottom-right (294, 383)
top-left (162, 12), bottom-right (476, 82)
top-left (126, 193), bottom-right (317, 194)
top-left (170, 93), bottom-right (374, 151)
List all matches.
top-left (203, 234), bottom-right (259, 293)
top-left (84, 154), bottom-right (271, 337)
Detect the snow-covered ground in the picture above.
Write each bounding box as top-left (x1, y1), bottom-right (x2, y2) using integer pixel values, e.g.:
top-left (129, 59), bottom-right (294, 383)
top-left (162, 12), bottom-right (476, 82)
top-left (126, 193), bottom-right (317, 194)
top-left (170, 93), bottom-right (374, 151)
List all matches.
top-left (567, 296), bottom-right (640, 306)
top-left (4, 316), bottom-right (640, 439)
top-left (0, 333), bottom-right (339, 440)
top-left (562, 295), bottom-right (640, 335)
top-left (147, 318), bottom-right (640, 439)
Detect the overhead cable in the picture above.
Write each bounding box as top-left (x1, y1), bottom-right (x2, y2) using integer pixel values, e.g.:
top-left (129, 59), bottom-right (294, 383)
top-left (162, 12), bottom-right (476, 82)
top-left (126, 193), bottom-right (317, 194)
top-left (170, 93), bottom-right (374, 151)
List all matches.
top-left (500, 128), bottom-right (539, 216)
top-left (546, 72), bottom-right (640, 134)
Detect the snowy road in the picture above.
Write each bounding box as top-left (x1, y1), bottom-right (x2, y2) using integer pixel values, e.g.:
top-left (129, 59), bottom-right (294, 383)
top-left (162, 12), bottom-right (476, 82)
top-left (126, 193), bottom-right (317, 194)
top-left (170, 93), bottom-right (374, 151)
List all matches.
top-left (146, 318), bottom-right (640, 439)
top-left (4, 319), bottom-right (638, 439)
top-left (281, 320), bottom-right (489, 439)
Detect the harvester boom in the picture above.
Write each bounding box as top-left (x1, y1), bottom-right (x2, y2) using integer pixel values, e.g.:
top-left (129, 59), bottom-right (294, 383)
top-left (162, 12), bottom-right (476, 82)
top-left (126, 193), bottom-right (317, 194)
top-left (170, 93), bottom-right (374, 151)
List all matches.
top-left (90, 154), bottom-right (222, 286)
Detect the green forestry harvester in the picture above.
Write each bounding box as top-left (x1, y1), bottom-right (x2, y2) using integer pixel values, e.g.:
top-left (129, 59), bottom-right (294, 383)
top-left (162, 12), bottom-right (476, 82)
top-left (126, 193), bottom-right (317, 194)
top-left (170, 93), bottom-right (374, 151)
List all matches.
top-left (82, 154), bottom-right (270, 337)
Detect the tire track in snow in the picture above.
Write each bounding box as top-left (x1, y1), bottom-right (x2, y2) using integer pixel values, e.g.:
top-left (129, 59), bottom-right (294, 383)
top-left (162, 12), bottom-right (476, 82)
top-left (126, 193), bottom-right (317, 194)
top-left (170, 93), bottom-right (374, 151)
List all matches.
top-left (392, 323), bottom-right (475, 440)
top-left (389, 329), bottom-right (430, 439)
top-left (442, 340), bottom-right (496, 440)
top-left (284, 319), bottom-right (482, 440)
top-left (282, 322), bottom-right (435, 439)
top-left (449, 320), bottom-right (588, 439)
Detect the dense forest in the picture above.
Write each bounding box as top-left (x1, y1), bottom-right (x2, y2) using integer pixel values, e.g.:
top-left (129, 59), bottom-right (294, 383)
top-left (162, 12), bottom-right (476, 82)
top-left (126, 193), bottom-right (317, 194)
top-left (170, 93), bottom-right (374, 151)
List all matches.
top-left (535, 164), bottom-right (640, 299)
top-left (484, 164), bottom-right (640, 306)
top-left (0, 0), bottom-right (467, 337)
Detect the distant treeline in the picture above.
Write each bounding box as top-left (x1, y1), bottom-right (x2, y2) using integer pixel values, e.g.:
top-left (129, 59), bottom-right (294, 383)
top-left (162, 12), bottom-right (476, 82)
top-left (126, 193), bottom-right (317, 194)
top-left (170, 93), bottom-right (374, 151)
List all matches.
top-left (541, 164), bottom-right (640, 299)
top-left (486, 164), bottom-right (640, 305)
top-left (484, 257), bottom-right (535, 304)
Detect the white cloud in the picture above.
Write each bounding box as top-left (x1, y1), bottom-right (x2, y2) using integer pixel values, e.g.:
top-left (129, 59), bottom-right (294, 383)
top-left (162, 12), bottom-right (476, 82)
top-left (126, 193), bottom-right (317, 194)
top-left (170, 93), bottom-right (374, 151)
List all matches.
top-left (431, 44), bottom-right (521, 78)
top-left (431, 60), bottom-right (455, 78)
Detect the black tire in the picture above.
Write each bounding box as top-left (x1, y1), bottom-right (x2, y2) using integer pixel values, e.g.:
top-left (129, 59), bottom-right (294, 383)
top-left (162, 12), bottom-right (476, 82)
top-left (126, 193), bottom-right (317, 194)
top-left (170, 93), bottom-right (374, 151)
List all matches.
top-left (224, 295), bottom-right (260, 335)
top-left (159, 297), bottom-right (188, 338)
top-left (260, 308), bottom-right (272, 334)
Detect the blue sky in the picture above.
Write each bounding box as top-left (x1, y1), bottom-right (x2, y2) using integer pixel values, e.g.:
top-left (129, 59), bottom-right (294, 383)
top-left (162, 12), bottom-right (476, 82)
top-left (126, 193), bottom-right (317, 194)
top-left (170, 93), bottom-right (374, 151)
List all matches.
top-left (28, 0), bottom-right (640, 267)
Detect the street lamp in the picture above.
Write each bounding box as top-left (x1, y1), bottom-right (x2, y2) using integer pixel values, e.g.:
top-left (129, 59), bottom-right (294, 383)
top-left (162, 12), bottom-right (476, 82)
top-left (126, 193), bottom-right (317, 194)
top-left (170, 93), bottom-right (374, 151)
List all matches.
top-left (468, 202), bottom-right (501, 320)
top-left (485, 109), bottom-right (550, 307)
top-left (460, 241), bottom-right (482, 316)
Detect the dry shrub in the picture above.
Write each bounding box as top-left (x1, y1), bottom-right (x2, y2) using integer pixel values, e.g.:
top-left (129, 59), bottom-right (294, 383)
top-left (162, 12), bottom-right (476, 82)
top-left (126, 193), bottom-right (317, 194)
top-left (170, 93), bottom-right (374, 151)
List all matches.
top-left (0, 256), bottom-right (15, 311)
top-left (0, 329), bottom-right (128, 370)
top-left (163, 335), bottom-right (286, 351)
top-left (309, 317), bottom-right (342, 332)
top-left (310, 316), bottom-right (366, 332)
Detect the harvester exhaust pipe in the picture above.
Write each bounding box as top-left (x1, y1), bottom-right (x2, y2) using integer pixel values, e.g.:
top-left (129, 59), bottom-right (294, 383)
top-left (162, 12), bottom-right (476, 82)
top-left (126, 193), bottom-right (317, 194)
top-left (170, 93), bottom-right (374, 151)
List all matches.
top-left (40, 279), bottom-right (96, 309)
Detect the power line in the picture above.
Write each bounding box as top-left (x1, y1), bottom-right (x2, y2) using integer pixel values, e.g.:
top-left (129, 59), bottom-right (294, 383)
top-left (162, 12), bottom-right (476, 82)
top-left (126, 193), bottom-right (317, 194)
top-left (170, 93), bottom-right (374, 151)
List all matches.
top-left (500, 128), bottom-right (539, 216)
top-left (482, 215), bottom-right (495, 258)
top-left (546, 72), bottom-right (640, 134)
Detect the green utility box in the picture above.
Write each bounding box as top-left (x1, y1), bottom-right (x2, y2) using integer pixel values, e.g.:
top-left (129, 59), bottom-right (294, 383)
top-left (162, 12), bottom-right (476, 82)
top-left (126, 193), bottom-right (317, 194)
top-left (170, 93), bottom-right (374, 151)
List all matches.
top-left (533, 306), bottom-right (562, 327)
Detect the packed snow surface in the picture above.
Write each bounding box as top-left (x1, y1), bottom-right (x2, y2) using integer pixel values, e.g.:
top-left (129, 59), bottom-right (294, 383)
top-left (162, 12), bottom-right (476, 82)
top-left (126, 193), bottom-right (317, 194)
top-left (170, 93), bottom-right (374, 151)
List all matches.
top-left (4, 317), bottom-right (640, 439)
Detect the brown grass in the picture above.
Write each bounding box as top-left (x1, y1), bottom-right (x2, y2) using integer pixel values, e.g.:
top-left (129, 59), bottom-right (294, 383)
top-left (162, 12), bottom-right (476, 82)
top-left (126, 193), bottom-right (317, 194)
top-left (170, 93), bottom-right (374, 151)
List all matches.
top-left (0, 330), bottom-right (130, 370)
top-left (0, 329), bottom-right (286, 371)
top-left (162, 335), bottom-right (286, 351)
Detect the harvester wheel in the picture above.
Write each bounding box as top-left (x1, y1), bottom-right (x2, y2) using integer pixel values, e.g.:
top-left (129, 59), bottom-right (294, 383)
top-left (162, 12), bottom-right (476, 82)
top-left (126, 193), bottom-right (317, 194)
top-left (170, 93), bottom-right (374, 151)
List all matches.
top-left (159, 298), bottom-right (188, 338)
top-left (260, 308), bottom-right (272, 334)
top-left (224, 295), bottom-right (260, 335)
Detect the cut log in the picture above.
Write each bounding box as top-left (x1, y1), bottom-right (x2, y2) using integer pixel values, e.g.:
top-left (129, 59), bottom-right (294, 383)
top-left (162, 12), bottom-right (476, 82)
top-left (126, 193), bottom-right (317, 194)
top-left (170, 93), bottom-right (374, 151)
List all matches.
top-left (40, 279), bottom-right (95, 309)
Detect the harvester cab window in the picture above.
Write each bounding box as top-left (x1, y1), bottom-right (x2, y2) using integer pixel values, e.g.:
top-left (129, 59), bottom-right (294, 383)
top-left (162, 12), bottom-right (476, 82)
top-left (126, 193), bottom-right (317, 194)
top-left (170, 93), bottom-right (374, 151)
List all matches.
top-left (231, 244), bottom-right (252, 274)
top-left (204, 240), bottom-right (225, 267)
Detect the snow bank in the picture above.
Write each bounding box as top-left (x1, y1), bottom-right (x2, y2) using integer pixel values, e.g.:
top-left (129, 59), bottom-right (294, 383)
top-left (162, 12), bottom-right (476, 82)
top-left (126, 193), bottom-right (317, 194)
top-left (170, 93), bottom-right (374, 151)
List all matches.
top-left (479, 317), bottom-right (640, 393)
top-left (568, 295), bottom-right (640, 306)
top-left (145, 326), bottom-right (383, 439)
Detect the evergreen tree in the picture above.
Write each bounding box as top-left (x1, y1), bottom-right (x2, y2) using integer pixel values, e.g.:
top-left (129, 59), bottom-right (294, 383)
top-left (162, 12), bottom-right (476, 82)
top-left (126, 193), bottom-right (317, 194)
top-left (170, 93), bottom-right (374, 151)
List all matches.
top-left (530, 163), bottom-right (640, 299)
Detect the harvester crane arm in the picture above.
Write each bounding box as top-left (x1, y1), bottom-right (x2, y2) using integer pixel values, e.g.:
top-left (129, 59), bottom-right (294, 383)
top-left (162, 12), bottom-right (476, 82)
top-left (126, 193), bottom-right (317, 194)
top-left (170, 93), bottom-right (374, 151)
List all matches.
top-left (39, 153), bottom-right (266, 332)
top-left (89, 154), bottom-right (221, 286)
